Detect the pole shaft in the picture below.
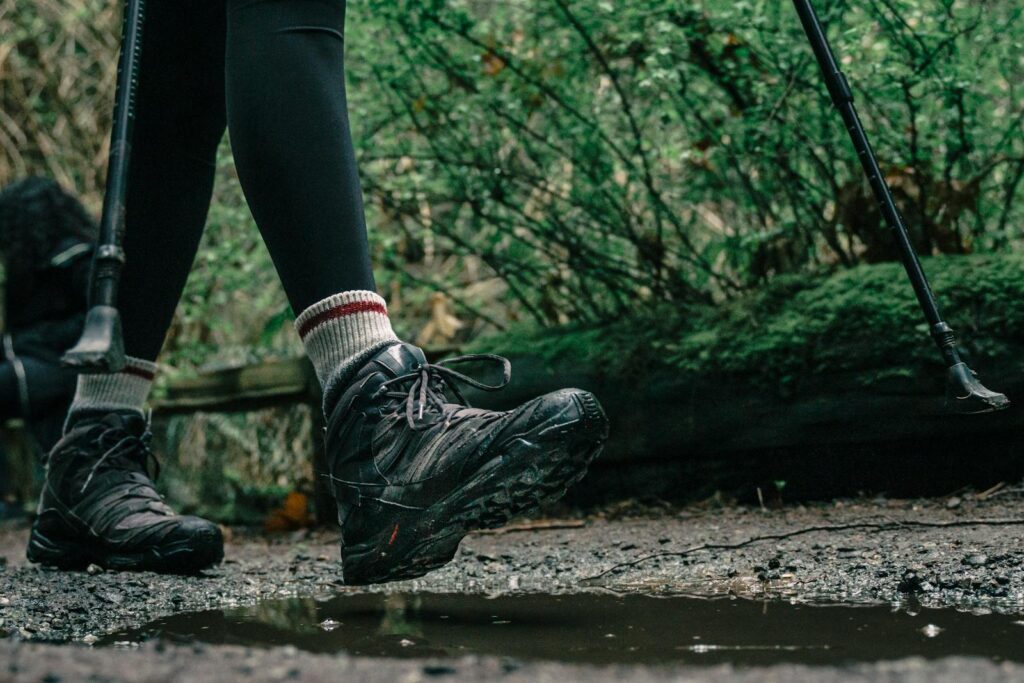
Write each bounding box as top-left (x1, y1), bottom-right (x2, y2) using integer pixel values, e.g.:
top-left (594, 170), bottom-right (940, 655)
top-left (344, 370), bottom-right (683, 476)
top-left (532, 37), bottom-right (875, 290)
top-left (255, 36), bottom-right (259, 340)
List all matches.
top-left (792, 0), bottom-right (961, 367)
top-left (91, 0), bottom-right (145, 308)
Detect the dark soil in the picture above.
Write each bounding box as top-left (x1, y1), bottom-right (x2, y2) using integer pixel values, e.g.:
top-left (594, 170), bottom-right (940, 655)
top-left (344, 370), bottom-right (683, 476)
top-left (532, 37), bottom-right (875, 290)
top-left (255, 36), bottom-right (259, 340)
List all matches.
top-left (3, 492), bottom-right (1024, 681)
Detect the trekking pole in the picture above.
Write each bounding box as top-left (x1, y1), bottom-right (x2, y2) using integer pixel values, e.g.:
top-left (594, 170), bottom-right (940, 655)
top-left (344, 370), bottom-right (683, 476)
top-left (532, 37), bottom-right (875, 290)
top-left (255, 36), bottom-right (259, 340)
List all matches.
top-left (62, 0), bottom-right (146, 373)
top-left (793, 0), bottom-right (1009, 414)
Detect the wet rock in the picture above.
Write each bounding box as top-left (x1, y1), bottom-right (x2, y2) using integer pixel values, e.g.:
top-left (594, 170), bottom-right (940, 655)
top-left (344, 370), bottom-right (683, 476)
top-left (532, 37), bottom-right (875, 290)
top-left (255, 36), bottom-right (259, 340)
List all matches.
top-left (898, 570), bottom-right (925, 594)
top-left (423, 664), bottom-right (458, 676)
top-left (964, 554), bottom-right (989, 567)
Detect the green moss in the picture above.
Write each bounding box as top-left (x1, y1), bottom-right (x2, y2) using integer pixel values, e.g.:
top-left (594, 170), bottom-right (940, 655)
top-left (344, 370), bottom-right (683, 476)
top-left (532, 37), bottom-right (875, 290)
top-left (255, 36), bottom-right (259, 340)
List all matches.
top-left (472, 255), bottom-right (1024, 392)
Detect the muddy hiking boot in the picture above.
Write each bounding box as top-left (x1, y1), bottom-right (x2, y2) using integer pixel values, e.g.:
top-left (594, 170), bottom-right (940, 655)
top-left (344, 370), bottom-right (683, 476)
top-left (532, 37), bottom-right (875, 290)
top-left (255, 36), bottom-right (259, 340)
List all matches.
top-left (26, 412), bottom-right (223, 573)
top-left (324, 342), bottom-right (609, 585)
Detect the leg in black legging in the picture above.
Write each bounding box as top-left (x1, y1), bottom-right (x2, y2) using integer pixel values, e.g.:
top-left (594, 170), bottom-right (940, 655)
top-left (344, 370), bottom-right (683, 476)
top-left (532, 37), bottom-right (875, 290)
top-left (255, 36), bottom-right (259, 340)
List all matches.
top-left (0, 362), bottom-right (21, 420)
top-left (0, 358), bottom-right (76, 451)
top-left (225, 0), bottom-right (375, 315)
top-left (118, 0), bottom-right (228, 360)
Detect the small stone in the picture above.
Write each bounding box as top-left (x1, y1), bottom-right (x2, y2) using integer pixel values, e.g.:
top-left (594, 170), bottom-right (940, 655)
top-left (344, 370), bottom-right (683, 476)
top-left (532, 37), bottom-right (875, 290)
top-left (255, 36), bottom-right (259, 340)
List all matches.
top-left (946, 497), bottom-right (962, 509)
top-left (86, 564), bottom-right (104, 575)
top-left (921, 624), bottom-right (943, 638)
top-left (318, 619), bottom-right (341, 632)
top-left (898, 570), bottom-right (924, 594)
top-left (964, 554), bottom-right (988, 567)
top-left (82, 634), bottom-right (99, 645)
top-left (423, 665), bottom-right (458, 676)
top-left (400, 638), bottom-right (415, 647)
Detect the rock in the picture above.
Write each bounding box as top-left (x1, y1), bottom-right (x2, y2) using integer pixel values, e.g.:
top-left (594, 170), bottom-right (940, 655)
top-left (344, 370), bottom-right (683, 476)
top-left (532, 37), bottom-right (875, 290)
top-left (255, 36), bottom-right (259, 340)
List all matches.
top-left (964, 554), bottom-right (989, 567)
top-left (423, 665), bottom-right (458, 676)
top-left (85, 564), bottom-right (103, 576)
top-left (946, 497), bottom-right (962, 509)
top-left (898, 570), bottom-right (924, 594)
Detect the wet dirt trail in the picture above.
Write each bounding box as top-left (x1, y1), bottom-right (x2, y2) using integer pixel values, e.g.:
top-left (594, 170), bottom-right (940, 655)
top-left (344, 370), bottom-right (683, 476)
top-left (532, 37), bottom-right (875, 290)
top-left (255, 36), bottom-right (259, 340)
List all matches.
top-left (3, 494), bottom-right (1024, 681)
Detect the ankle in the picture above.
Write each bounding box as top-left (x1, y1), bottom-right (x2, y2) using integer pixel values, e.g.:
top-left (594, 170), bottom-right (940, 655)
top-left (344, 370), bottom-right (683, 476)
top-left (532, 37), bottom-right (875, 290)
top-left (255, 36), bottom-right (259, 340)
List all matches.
top-left (295, 290), bottom-right (400, 414)
top-left (65, 357), bottom-right (156, 431)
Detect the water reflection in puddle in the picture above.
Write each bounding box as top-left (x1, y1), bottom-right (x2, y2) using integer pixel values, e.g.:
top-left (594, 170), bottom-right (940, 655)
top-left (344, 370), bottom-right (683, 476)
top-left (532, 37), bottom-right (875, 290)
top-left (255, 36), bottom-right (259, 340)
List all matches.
top-left (99, 593), bottom-right (1024, 666)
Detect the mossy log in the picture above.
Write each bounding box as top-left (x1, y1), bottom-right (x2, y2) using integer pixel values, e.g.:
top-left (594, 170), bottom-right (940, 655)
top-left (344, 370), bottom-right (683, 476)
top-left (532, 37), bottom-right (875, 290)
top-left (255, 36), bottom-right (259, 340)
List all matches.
top-left (467, 255), bottom-right (1024, 462)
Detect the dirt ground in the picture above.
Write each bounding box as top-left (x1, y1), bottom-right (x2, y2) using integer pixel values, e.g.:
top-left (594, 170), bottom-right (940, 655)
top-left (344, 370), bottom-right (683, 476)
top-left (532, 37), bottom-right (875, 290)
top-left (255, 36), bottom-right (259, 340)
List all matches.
top-left (3, 491), bottom-right (1024, 681)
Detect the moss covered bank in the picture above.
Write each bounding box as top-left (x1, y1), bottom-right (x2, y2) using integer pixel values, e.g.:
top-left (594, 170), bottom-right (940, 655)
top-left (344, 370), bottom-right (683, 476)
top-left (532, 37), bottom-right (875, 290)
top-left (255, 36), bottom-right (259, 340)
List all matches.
top-left (477, 254), bottom-right (1024, 398)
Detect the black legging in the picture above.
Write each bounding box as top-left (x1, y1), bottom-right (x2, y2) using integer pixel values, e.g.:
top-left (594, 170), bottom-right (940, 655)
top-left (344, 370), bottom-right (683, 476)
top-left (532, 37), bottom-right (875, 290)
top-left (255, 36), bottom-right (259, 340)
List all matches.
top-left (0, 357), bottom-right (74, 500)
top-left (121, 0), bottom-right (375, 361)
top-left (0, 357), bottom-right (76, 422)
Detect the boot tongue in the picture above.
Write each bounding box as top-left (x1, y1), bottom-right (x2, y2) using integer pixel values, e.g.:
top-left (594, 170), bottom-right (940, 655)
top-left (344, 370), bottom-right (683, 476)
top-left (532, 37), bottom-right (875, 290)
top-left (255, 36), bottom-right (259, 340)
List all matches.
top-left (370, 342), bottom-right (427, 378)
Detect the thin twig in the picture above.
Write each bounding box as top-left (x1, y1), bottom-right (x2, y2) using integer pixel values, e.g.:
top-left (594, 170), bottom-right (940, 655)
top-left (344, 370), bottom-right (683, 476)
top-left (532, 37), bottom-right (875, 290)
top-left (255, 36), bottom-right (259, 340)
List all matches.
top-left (582, 518), bottom-right (1024, 583)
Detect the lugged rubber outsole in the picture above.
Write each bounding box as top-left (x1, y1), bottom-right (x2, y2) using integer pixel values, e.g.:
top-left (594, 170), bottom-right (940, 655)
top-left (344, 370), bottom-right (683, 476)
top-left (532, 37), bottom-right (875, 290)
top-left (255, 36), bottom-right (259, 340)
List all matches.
top-left (341, 390), bottom-right (609, 585)
top-left (26, 522), bottom-right (224, 575)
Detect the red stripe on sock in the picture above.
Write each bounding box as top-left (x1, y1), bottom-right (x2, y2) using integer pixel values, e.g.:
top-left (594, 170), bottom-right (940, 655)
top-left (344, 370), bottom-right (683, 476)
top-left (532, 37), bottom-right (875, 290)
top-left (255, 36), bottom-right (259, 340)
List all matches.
top-left (123, 365), bottom-right (155, 381)
top-left (298, 301), bottom-right (388, 338)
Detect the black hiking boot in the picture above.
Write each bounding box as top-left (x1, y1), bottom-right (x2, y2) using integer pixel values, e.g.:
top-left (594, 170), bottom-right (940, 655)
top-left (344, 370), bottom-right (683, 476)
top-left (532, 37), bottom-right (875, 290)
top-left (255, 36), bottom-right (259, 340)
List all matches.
top-left (26, 412), bottom-right (223, 573)
top-left (324, 342), bottom-right (609, 585)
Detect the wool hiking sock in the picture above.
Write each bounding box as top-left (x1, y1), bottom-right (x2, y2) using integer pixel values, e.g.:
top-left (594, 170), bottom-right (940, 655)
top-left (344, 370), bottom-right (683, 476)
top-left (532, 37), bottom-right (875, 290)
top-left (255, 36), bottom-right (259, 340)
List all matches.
top-left (66, 356), bottom-right (157, 424)
top-left (295, 290), bottom-right (400, 413)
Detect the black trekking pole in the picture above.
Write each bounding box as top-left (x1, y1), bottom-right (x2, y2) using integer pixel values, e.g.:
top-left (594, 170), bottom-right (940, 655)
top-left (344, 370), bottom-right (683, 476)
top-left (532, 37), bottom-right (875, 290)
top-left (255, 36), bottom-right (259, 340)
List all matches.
top-left (793, 0), bottom-right (1009, 414)
top-left (62, 0), bottom-right (146, 373)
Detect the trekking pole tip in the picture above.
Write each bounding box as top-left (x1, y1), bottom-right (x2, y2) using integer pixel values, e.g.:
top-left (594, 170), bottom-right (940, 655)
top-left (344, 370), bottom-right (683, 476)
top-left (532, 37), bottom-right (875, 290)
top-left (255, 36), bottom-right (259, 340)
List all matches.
top-left (61, 305), bottom-right (127, 374)
top-left (946, 362), bottom-right (1010, 414)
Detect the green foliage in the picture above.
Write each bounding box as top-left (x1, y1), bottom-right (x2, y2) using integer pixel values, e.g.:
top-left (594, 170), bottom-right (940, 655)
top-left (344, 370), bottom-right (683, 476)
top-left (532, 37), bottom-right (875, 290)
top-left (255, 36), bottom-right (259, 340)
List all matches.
top-left (348, 0), bottom-right (1024, 329)
top-left (474, 254), bottom-right (1024, 393)
top-left (4, 0), bottom-right (1023, 364)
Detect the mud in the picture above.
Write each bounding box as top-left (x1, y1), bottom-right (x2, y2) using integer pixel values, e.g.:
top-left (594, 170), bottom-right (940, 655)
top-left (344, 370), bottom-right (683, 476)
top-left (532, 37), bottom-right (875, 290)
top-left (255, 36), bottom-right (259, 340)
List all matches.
top-left (3, 493), bottom-right (1024, 681)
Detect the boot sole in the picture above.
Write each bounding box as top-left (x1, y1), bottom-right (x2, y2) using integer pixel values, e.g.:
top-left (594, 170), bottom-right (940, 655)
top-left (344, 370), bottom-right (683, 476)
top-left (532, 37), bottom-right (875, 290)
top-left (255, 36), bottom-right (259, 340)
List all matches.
top-left (341, 390), bottom-right (609, 585)
top-left (26, 521), bottom-right (224, 575)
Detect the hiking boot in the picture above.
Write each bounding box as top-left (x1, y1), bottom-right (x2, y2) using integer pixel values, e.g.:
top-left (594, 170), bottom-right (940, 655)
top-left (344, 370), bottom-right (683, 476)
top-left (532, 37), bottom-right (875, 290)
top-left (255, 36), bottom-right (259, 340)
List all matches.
top-left (26, 412), bottom-right (223, 573)
top-left (324, 342), bottom-right (609, 584)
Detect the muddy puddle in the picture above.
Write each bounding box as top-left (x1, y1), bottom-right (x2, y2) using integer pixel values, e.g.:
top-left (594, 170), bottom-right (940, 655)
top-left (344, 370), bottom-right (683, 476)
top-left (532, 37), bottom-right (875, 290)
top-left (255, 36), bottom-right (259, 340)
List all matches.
top-left (97, 593), bottom-right (1024, 666)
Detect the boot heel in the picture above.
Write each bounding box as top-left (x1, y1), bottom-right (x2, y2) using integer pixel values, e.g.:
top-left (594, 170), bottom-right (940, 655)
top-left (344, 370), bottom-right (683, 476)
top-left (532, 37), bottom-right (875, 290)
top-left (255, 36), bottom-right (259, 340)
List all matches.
top-left (26, 515), bottom-right (89, 569)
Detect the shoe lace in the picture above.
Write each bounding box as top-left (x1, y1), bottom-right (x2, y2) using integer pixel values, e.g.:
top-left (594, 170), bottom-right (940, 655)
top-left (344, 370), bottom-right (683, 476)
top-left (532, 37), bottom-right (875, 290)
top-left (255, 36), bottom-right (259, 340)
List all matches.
top-left (79, 421), bottom-right (161, 494)
top-left (375, 353), bottom-right (512, 431)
